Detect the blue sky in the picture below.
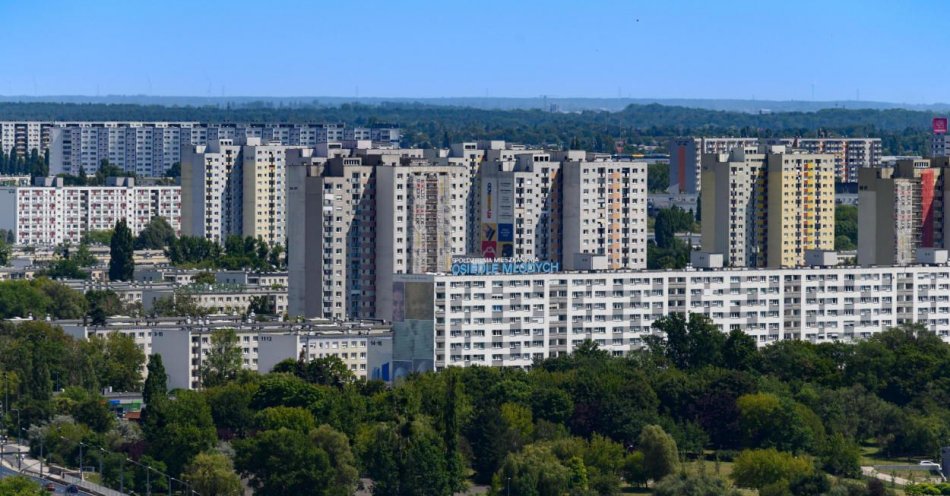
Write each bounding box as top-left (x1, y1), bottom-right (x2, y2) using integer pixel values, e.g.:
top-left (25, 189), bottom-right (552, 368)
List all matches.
top-left (0, 0), bottom-right (944, 102)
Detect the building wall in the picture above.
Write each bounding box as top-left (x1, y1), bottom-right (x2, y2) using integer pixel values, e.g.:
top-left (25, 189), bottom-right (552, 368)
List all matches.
top-left (4, 182), bottom-right (181, 246)
top-left (393, 263), bottom-right (950, 373)
top-left (562, 158), bottom-right (647, 270)
top-left (702, 147), bottom-right (835, 268)
top-left (766, 152), bottom-right (836, 267)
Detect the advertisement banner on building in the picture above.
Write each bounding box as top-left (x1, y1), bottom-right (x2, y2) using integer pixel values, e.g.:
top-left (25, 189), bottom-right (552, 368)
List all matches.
top-left (482, 178), bottom-right (496, 221)
top-left (934, 117), bottom-right (948, 134)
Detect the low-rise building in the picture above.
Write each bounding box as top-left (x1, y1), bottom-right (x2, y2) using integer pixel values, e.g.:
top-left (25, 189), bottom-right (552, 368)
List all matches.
top-left (57, 315), bottom-right (392, 390)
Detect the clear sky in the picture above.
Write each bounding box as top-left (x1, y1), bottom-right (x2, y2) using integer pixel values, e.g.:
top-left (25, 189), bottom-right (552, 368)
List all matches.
top-left (0, 0), bottom-right (945, 103)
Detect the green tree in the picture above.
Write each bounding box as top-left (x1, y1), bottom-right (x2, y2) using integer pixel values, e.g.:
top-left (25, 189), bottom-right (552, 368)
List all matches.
top-left (143, 390), bottom-right (217, 475)
top-left (86, 289), bottom-right (125, 325)
top-left (272, 355), bottom-right (355, 387)
top-left (254, 406), bottom-right (315, 432)
top-left (35, 278), bottom-right (88, 319)
top-left (310, 424), bottom-right (360, 495)
top-left (143, 354), bottom-right (168, 406)
top-left (492, 443), bottom-right (576, 496)
top-left (193, 271), bottom-right (217, 285)
top-left (736, 393), bottom-right (822, 453)
top-left (0, 475), bottom-right (46, 495)
top-left (835, 204), bottom-right (858, 249)
top-left (165, 162), bottom-right (181, 178)
top-left (71, 242), bottom-right (98, 267)
top-left (205, 381), bottom-right (258, 438)
top-left (623, 451), bottom-right (648, 488)
top-left (0, 235), bottom-right (11, 266)
top-left (182, 451), bottom-right (243, 496)
top-left (82, 229), bottom-right (113, 246)
top-left (649, 313), bottom-right (725, 369)
top-left (108, 219), bottom-right (134, 281)
top-left (731, 448), bottom-right (813, 493)
top-left (88, 332), bottom-right (145, 391)
top-left (639, 424), bottom-right (680, 482)
top-left (442, 370), bottom-right (466, 494)
top-left (648, 163), bottom-right (670, 192)
top-left (654, 473), bottom-right (742, 496)
top-left (820, 433), bottom-right (861, 477)
top-left (360, 419), bottom-right (456, 496)
top-left (654, 209), bottom-right (676, 249)
top-left (235, 427), bottom-right (338, 496)
top-left (135, 216), bottom-right (177, 250)
top-left (722, 328), bottom-right (759, 371)
top-left (200, 329), bottom-right (243, 387)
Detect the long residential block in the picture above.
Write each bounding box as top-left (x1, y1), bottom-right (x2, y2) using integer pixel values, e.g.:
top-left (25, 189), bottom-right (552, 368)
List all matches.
top-left (391, 262), bottom-right (950, 374)
top-left (0, 176), bottom-right (181, 246)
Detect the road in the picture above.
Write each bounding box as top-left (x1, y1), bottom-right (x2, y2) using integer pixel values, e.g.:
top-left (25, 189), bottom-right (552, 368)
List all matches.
top-left (861, 466), bottom-right (914, 486)
top-left (0, 443), bottom-right (91, 495)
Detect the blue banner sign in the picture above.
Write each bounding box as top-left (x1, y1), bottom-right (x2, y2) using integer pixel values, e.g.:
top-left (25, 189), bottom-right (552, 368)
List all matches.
top-left (451, 260), bottom-right (560, 276)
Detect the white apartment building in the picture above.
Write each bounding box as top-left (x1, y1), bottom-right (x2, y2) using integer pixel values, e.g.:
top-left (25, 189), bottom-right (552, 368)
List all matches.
top-left (181, 138), bottom-right (244, 242)
top-left (562, 155), bottom-right (648, 270)
top-left (0, 122), bottom-right (50, 159)
top-left (257, 326), bottom-right (393, 382)
top-left (45, 122), bottom-right (401, 178)
top-left (391, 258), bottom-right (950, 373)
top-left (0, 176), bottom-right (181, 246)
top-left (49, 122), bottom-right (200, 176)
top-left (57, 316), bottom-right (392, 390)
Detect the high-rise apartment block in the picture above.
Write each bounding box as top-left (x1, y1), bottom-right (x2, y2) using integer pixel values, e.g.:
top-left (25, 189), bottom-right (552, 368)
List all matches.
top-left (561, 154), bottom-right (648, 269)
top-left (375, 161), bottom-right (469, 317)
top-left (182, 137), bottom-right (298, 245)
top-left (931, 134), bottom-right (950, 160)
top-left (288, 150), bottom-right (469, 321)
top-left (672, 137), bottom-right (881, 192)
top-left (288, 141), bottom-right (649, 321)
top-left (858, 158), bottom-right (950, 266)
top-left (701, 145), bottom-right (835, 267)
top-left (670, 137), bottom-right (759, 193)
top-left (0, 122), bottom-right (52, 159)
top-left (288, 151), bottom-right (379, 320)
top-left (0, 176), bottom-right (180, 246)
top-left (777, 138), bottom-right (882, 184)
top-left (181, 138), bottom-right (244, 243)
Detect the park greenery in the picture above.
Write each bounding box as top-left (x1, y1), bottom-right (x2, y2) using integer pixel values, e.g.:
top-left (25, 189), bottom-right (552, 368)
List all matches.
top-left (166, 234), bottom-right (285, 271)
top-left (2, 307), bottom-right (949, 494)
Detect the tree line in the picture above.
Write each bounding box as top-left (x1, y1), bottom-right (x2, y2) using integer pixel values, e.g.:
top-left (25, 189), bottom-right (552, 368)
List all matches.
top-left (0, 101), bottom-right (939, 155)
top-left (3, 310), bottom-right (947, 495)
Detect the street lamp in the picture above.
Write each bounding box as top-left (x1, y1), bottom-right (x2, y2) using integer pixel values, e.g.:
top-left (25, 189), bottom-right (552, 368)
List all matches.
top-left (126, 457), bottom-right (151, 496)
top-left (21, 427), bottom-right (41, 477)
top-left (9, 408), bottom-right (20, 447)
top-left (9, 408), bottom-right (21, 470)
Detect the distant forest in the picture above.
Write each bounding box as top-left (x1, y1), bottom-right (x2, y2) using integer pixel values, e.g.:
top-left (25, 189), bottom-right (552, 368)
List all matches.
top-left (0, 101), bottom-right (938, 155)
